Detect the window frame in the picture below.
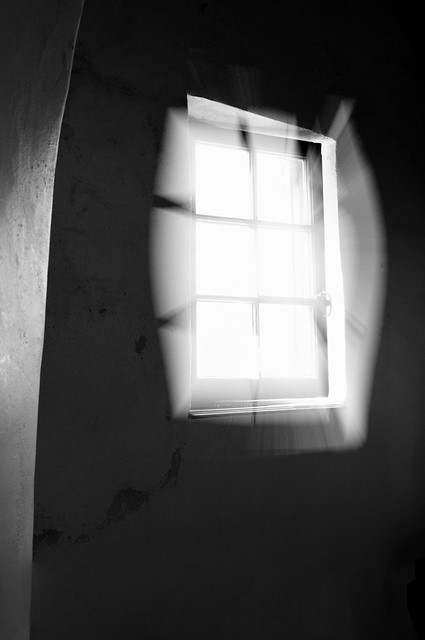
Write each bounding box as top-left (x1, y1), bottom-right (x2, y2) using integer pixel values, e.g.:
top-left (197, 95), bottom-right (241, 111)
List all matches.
top-left (188, 113), bottom-right (337, 418)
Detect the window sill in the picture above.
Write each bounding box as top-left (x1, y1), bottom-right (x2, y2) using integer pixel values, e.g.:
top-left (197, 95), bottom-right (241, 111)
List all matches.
top-left (189, 397), bottom-right (345, 419)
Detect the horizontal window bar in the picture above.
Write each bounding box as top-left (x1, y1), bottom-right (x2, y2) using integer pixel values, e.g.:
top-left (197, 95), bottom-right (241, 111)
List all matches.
top-left (194, 213), bottom-right (312, 231)
top-left (195, 294), bottom-right (316, 305)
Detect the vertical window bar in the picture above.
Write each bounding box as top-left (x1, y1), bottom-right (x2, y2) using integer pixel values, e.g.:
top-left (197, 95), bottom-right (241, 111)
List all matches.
top-left (249, 134), bottom-right (261, 379)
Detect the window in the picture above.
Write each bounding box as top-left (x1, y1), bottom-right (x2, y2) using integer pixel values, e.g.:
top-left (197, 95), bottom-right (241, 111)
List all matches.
top-left (151, 96), bottom-right (347, 422)
top-left (190, 118), bottom-right (334, 416)
top-left (187, 98), bottom-right (345, 417)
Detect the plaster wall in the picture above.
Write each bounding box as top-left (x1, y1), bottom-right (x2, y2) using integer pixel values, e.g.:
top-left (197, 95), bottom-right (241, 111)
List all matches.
top-left (0, 2), bottom-right (83, 638)
top-left (31, 2), bottom-right (425, 638)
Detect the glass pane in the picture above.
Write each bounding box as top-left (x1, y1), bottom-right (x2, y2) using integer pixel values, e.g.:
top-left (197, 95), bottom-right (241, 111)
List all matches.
top-left (258, 228), bottom-right (313, 298)
top-left (259, 304), bottom-right (316, 378)
top-left (256, 152), bottom-right (309, 224)
top-left (196, 221), bottom-right (256, 297)
top-left (195, 143), bottom-right (251, 219)
top-left (196, 301), bottom-right (258, 378)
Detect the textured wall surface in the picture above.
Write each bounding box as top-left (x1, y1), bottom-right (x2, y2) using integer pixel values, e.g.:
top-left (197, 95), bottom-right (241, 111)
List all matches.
top-left (0, 2), bottom-right (83, 638)
top-left (31, 1), bottom-right (425, 638)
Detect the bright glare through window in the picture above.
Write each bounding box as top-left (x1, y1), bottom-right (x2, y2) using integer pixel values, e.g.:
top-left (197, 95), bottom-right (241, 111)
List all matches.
top-left (152, 96), bottom-right (386, 445)
top-left (193, 134), bottom-right (321, 392)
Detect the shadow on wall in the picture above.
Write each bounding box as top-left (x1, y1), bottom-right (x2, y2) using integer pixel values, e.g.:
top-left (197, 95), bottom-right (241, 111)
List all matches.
top-left (408, 558), bottom-right (425, 639)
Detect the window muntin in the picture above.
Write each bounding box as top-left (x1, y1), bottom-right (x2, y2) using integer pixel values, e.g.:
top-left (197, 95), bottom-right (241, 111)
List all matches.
top-left (190, 122), bottom-right (328, 414)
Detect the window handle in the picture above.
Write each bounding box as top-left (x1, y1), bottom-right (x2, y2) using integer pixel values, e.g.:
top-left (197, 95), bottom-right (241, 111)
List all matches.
top-left (315, 291), bottom-right (332, 317)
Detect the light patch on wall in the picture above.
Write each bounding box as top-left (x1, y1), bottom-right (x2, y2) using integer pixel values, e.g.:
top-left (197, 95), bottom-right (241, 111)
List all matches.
top-left (149, 96), bottom-right (386, 452)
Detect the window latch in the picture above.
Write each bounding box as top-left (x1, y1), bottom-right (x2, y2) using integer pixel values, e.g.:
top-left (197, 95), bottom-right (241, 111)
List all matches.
top-left (315, 291), bottom-right (332, 317)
